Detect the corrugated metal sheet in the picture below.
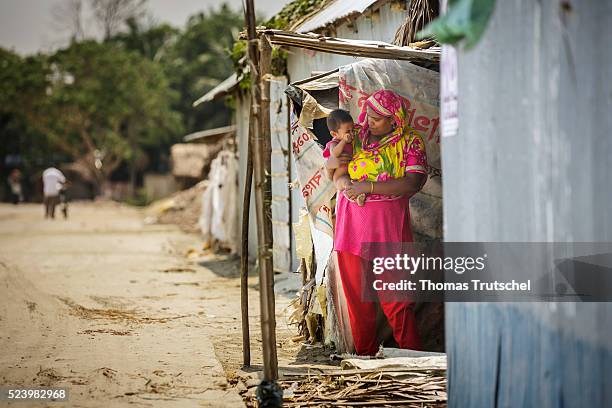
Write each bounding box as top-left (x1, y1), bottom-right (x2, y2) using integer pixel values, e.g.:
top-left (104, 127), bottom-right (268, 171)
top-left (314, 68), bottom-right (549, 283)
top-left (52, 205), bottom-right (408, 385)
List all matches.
top-left (285, 2), bottom-right (411, 83)
top-left (269, 77), bottom-right (292, 273)
top-left (235, 96), bottom-right (259, 261)
top-left (183, 125), bottom-right (236, 142)
top-left (443, 0), bottom-right (612, 406)
top-left (295, 0), bottom-right (380, 34)
top-left (192, 73), bottom-right (240, 107)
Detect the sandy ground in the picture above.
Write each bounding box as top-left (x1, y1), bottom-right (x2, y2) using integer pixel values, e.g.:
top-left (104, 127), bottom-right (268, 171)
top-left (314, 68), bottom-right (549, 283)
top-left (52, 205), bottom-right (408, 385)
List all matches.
top-left (0, 202), bottom-right (329, 407)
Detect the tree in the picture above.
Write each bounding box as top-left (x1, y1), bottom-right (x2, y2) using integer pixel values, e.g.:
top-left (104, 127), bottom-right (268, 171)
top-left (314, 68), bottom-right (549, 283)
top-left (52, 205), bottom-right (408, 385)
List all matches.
top-left (28, 41), bottom-right (182, 193)
top-left (157, 4), bottom-right (244, 134)
top-left (0, 49), bottom-right (57, 185)
top-left (109, 17), bottom-right (178, 62)
top-left (91, 0), bottom-right (147, 39)
top-left (106, 3), bottom-right (244, 134)
top-left (2, 3), bottom-right (243, 199)
top-left (51, 0), bottom-right (86, 42)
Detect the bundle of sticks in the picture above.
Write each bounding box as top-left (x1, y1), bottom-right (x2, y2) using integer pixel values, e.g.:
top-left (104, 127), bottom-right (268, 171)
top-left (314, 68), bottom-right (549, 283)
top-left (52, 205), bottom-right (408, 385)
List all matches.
top-left (247, 366), bottom-right (447, 407)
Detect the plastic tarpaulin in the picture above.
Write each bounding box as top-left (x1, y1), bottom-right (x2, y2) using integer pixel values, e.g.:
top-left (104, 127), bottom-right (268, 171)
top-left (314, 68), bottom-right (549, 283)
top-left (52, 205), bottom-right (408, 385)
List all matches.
top-left (199, 150), bottom-right (239, 252)
top-left (338, 58), bottom-right (442, 240)
top-left (290, 92), bottom-right (336, 238)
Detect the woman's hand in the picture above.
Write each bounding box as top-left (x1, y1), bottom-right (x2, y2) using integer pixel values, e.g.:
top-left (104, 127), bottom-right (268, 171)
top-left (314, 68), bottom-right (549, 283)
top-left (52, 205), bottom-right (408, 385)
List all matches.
top-left (335, 176), bottom-right (352, 191)
top-left (325, 153), bottom-right (352, 170)
top-left (344, 180), bottom-right (370, 200)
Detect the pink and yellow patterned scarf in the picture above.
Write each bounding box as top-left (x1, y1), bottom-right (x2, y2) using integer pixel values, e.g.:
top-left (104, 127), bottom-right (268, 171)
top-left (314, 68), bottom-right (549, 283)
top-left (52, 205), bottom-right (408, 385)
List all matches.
top-left (349, 90), bottom-right (423, 183)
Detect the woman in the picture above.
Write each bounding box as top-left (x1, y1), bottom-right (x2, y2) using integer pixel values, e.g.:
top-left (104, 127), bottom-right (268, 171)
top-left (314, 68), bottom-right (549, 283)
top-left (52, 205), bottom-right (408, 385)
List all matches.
top-left (326, 89), bottom-right (428, 355)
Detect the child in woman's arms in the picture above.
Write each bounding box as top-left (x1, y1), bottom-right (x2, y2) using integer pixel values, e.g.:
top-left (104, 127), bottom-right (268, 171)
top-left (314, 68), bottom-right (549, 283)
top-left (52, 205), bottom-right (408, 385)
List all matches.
top-left (323, 109), bottom-right (366, 206)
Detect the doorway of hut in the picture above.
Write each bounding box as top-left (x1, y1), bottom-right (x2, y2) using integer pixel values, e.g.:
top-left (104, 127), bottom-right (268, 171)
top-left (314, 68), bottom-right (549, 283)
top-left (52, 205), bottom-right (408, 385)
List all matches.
top-left (285, 57), bottom-right (444, 356)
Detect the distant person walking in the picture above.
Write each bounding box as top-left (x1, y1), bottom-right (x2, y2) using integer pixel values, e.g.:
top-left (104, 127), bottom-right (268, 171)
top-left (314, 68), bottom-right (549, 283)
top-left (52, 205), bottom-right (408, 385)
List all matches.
top-left (7, 169), bottom-right (24, 204)
top-left (42, 167), bottom-right (66, 219)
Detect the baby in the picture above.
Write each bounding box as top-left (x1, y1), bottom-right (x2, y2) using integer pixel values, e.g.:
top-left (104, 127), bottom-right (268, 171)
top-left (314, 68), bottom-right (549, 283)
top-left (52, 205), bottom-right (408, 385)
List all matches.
top-left (323, 109), bottom-right (366, 206)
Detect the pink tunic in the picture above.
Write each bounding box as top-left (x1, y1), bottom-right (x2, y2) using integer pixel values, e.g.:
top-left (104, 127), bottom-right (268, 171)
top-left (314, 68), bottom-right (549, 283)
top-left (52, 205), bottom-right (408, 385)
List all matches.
top-left (334, 135), bottom-right (428, 259)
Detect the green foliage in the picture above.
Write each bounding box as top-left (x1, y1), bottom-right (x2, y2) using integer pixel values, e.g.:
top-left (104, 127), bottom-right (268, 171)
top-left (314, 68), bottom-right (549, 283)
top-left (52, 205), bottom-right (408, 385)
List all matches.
top-left (230, 39), bottom-right (247, 68)
top-left (1, 3), bottom-right (244, 194)
top-left (1, 41), bottom-right (182, 188)
top-left (156, 4), bottom-right (243, 133)
top-left (109, 18), bottom-right (179, 61)
top-left (0, 49), bottom-right (59, 174)
top-left (228, 0), bottom-right (321, 89)
top-left (418, 0), bottom-right (496, 49)
top-left (49, 40), bottom-right (181, 160)
top-left (271, 46), bottom-right (288, 76)
top-left (265, 0), bottom-right (328, 30)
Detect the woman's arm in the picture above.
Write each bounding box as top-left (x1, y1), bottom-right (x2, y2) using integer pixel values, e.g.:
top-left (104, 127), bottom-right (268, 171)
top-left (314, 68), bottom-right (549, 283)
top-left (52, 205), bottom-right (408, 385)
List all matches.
top-left (344, 173), bottom-right (426, 199)
top-left (330, 139), bottom-right (347, 157)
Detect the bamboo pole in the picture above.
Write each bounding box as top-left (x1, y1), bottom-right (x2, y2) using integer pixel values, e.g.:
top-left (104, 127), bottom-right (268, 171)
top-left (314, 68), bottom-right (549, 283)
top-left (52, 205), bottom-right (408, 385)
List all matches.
top-left (239, 0), bottom-right (260, 370)
top-left (239, 101), bottom-right (253, 367)
top-left (256, 29), bottom-right (440, 62)
top-left (244, 0), bottom-right (278, 383)
top-left (256, 33), bottom-right (279, 381)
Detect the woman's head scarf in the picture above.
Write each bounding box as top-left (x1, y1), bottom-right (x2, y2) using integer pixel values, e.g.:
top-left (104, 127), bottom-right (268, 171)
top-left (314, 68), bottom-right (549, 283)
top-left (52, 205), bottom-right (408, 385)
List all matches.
top-left (357, 89), bottom-right (406, 147)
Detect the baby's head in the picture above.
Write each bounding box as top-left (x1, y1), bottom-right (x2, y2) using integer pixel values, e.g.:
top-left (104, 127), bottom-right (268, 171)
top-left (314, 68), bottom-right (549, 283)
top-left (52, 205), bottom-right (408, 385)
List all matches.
top-left (326, 109), bottom-right (354, 140)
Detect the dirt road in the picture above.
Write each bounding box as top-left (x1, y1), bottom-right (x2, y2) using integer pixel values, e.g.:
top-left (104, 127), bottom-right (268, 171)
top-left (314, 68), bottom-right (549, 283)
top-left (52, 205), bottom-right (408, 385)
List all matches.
top-left (0, 202), bottom-right (308, 407)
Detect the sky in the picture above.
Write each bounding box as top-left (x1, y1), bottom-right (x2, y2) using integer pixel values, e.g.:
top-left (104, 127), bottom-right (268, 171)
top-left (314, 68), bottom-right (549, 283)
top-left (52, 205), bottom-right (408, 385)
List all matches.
top-left (0, 0), bottom-right (292, 55)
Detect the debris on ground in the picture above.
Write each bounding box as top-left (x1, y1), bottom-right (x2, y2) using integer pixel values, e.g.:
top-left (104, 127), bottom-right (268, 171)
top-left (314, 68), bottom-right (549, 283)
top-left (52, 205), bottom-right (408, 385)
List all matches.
top-left (241, 350), bottom-right (447, 408)
top-left (243, 366), bottom-right (446, 407)
top-left (145, 181), bottom-right (208, 233)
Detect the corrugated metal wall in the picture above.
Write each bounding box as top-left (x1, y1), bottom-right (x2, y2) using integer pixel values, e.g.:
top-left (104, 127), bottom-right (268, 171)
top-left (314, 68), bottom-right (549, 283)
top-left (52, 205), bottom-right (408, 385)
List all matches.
top-left (236, 94), bottom-right (258, 260)
top-left (270, 77), bottom-right (292, 272)
top-left (236, 80), bottom-right (292, 273)
top-left (286, 2), bottom-right (408, 81)
top-left (443, 1), bottom-right (612, 406)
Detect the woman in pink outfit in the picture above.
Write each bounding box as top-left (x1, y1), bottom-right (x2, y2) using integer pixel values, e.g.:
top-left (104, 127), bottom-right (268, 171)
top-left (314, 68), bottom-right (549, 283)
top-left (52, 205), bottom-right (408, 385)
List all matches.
top-left (326, 89), bottom-right (428, 355)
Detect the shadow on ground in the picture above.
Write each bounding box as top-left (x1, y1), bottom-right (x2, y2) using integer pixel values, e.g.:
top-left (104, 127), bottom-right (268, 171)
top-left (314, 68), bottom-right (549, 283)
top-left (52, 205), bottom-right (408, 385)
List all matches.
top-left (198, 254), bottom-right (256, 278)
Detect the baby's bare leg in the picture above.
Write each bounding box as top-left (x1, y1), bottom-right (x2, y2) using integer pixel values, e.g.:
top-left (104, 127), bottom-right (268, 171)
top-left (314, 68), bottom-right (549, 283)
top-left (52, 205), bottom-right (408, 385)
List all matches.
top-left (334, 167), bottom-right (366, 206)
top-left (332, 165), bottom-right (349, 182)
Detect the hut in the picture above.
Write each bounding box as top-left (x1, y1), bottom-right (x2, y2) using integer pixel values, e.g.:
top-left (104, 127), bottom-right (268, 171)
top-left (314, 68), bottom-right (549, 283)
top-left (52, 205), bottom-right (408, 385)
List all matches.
top-left (170, 125), bottom-right (235, 189)
top-left (197, 0), bottom-right (443, 353)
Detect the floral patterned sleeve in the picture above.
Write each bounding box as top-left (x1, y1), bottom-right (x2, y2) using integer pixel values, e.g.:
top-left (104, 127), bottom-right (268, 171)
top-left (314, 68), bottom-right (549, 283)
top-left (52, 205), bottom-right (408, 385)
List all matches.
top-left (403, 133), bottom-right (428, 175)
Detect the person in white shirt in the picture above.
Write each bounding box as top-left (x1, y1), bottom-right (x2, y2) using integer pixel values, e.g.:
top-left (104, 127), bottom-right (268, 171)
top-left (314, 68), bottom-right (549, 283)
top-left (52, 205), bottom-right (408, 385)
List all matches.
top-left (42, 167), bottom-right (66, 219)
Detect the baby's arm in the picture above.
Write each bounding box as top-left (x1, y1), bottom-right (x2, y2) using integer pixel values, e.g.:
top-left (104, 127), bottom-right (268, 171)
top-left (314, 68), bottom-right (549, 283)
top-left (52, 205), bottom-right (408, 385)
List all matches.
top-left (326, 140), bottom-right (346, 180)
top-left (333, 144), bottom-right (352, 190)
top-left (330, 139), bottom-right (347, 158)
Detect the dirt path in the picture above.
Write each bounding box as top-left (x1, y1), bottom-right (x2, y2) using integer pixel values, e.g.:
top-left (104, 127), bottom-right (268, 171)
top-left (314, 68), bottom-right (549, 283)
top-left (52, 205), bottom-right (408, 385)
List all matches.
top-left (0, 202), bottom-right (320, 407)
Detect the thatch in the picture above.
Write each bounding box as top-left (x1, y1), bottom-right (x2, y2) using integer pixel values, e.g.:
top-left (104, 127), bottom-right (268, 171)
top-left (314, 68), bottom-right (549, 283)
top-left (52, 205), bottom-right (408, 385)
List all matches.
top-left (393, 0), bottom-right (439, 46)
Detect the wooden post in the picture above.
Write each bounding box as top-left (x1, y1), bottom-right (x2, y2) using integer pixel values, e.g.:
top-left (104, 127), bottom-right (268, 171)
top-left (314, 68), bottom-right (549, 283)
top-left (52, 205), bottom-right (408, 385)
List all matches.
top-left (240, 0), bottom-right (260, 370)
top-left (244, 0), bottom-right (278, 383)
top-left (239, 101), bottom-right (254, 367)
top-left (256, 34), bottom-right (279, 382)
